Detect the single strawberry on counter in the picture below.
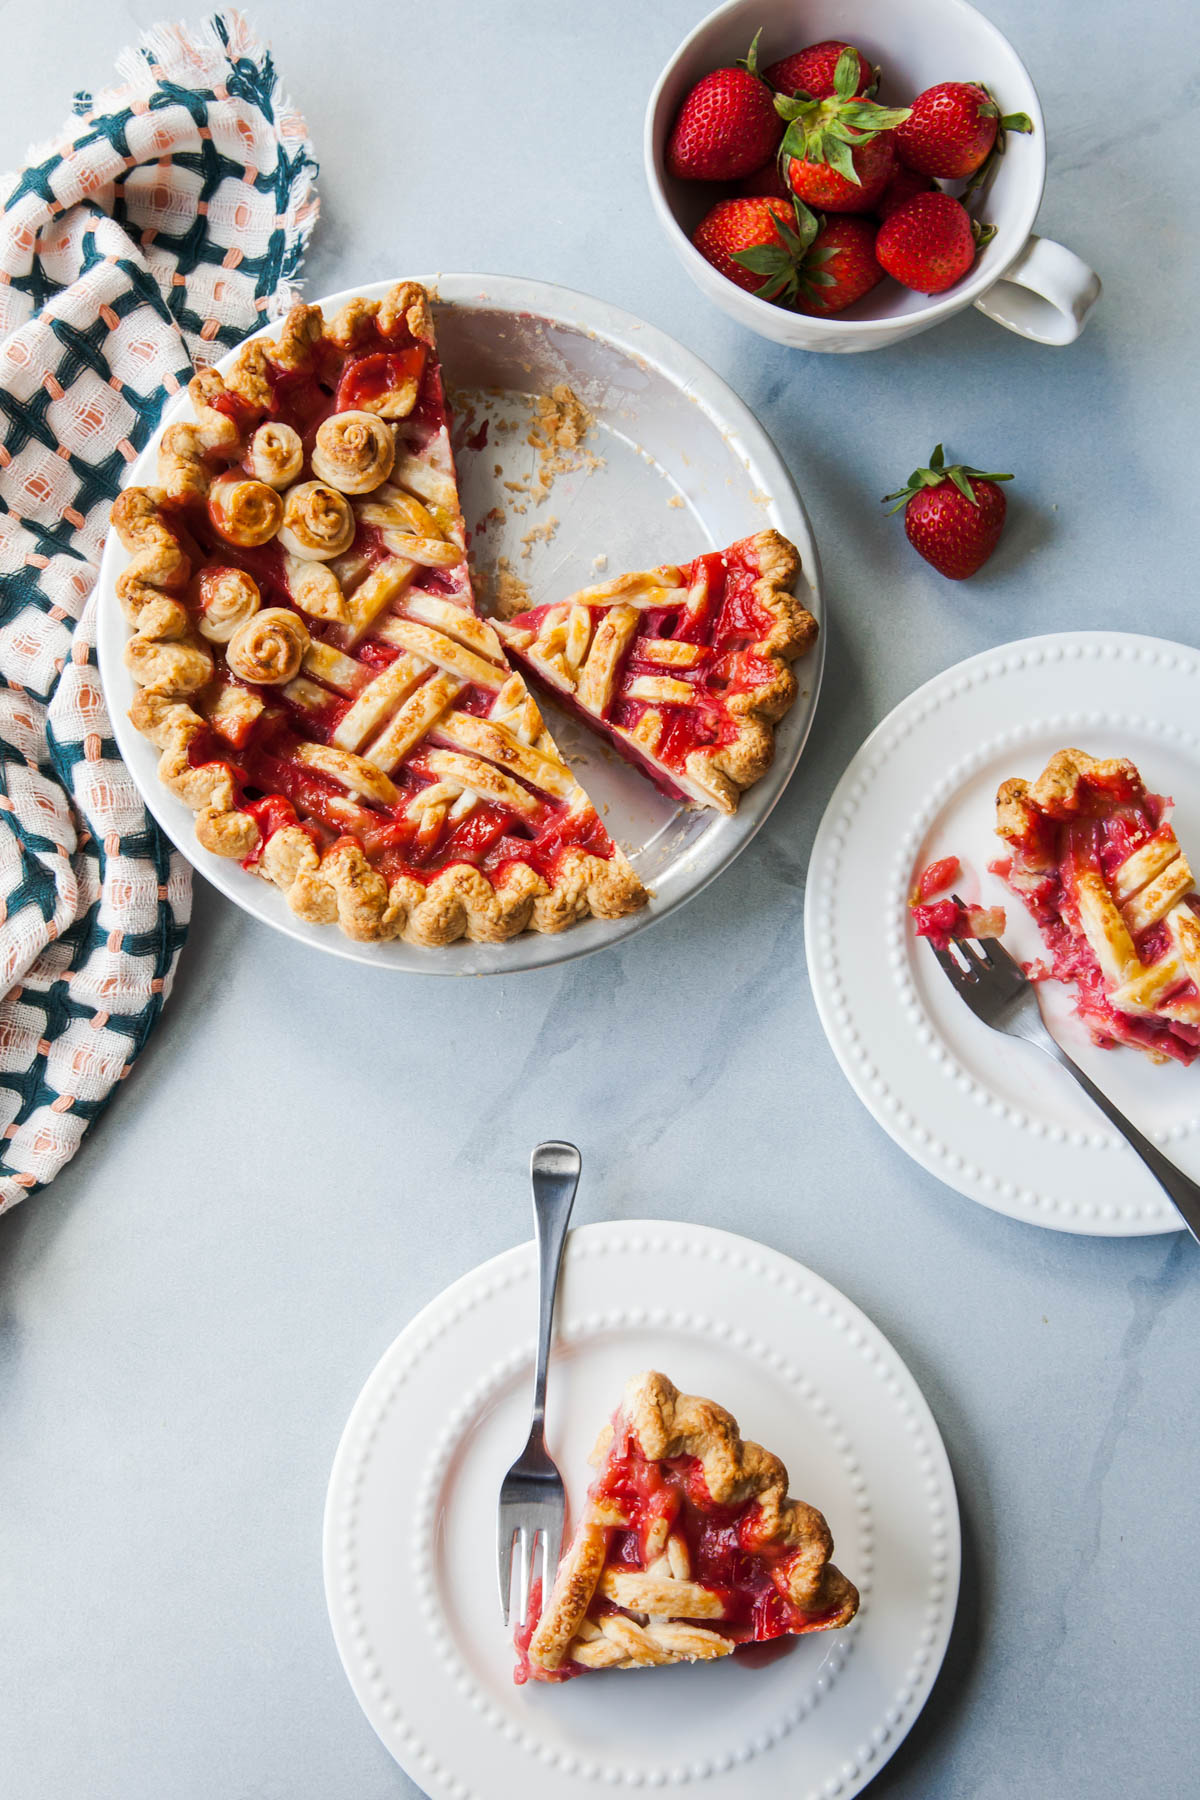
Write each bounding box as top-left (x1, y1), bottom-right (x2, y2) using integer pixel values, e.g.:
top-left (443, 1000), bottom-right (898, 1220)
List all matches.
top-left (876, 190), bottom-right (993, 292)
top-left (667, 36), bottom-right (782, 181)
top-left (775, 47), bottom-right (910, 213)
top-left (764, 39), bottom-right (874, 100)
top-left (883, 444), bottom-right (1013, 580)
top-left (895, 80), bottom-right (1032, 181)
top-left (876, 162), bottom-right (938, 219)
top-left (692, 195), bottom-right (884, 314)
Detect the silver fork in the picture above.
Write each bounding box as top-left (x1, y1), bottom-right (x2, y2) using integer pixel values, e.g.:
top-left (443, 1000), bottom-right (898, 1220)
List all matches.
top-left (929, 898), bottom-right (1200, 1245)
top-left (497, 1139), bottom-right (581, 1628)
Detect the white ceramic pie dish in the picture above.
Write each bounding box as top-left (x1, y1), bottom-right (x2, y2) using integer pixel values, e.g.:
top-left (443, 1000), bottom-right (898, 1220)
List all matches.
top-left (96, 273), bottom-right (824, 974)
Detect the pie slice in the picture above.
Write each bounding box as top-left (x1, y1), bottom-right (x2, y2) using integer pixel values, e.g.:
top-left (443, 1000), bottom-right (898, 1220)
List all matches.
top-left (996, 748), bottom-right (1200, 1064)
top-left (492, 532), bottom-right (817, 812)
top-left (515, 1370), bottom-right (858, 1683)
top-left (110, 282), bottom-right (647, 946)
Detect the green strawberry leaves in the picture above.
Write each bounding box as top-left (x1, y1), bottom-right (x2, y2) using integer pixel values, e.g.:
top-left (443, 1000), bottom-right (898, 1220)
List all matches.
top-left (775, 48), bottom-right (910, 184)
top-left (882, 443), bottom-right (1014, 515)
top-left (961, 86), bottom-right (1035, 197)
top-left (738, 29), bottom-right (766, 81)
top-left (731, 198), bottom-right (841, 304)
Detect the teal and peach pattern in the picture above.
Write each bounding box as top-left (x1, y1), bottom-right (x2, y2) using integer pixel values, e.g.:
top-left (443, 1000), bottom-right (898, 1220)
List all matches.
top-left (0, 13), bottom-right (318, 1211)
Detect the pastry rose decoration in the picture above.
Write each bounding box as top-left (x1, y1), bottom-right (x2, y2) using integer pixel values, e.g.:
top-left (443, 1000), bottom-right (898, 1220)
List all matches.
top-left (207, 470), bottom-right (284, 547)
top-left (278, 480), bottom-right (356, 560)
top-left (310, 410), bottom-right (396, 494)
top-left (249, 421), bottom-right (304, 489)
top-left (192, 566), bottom-right (262, 643)
top-left (225, 607), bottom-right (310, 685)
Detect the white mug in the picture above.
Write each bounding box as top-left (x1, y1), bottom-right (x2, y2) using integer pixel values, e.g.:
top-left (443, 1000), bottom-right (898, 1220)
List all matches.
top-left (644, 0), bottom-right (1101, 353)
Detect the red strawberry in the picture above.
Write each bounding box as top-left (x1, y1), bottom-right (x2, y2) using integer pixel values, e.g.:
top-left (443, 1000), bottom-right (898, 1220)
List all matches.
top-left (765, 40), bottom-right (874, 100)
top-left (883, 445), bottom-right (1013, 580)
top-left (877, 162), bottom-right (938, 220)
top-left (895, 81), bottom-right (1032, 181)
top-left (795, 216), bottom-right (883, 315)
top-left (692, 196), bottom-right (882, 315)
top-left (691, 197), bottom-right (800, 295)
top-left (876, 191), bottom-right (991, 293)
top-left (775, 47), bottom-right (909, 213)
top-left (667, 58), bottom-right (782, 181)
top-left (786, 129), bottom-right (895, 213)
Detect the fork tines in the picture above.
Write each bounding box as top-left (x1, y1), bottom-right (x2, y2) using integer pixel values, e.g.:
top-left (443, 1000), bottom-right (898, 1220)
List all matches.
top-left (499, 1519), bottom-right (560, 1630)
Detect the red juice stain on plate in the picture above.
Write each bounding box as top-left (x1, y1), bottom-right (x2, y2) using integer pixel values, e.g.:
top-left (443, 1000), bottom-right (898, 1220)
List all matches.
top-left (733, 1635), bottom-right (798, 1669)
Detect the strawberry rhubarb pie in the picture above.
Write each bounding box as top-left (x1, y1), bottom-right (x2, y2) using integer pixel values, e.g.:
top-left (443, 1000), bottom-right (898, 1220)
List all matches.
top-left (494, 534), bottom-right (817, 813)
top-left (111, 282), bottom-right (816, 947)
top-left (995, 749), bottom-right (1200, 1065)
top-left (515, 1370), bottom-right (858, 1682)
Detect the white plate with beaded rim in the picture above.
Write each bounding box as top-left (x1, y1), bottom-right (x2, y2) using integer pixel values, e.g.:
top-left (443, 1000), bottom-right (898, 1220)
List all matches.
top-left (323, 1220), bottom-right (958, 1800)
top-left (805, 630), bottom-right (1200, 1237)
top-left (95, 272), bottom-right (824, 974)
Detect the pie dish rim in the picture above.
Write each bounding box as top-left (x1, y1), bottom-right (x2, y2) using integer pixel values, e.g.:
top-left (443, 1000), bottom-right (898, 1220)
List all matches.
top-left (95, 271), bottom-right (826, 974)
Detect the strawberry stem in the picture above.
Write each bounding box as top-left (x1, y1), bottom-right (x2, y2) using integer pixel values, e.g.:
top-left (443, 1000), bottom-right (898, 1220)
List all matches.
top-left (775, 51), bottom-right (910, 184)
top-left (882, 444), bottom-right (1014, 514)
top-left (738, 29), bottom-right (765, 81)
top-left (730, 199), bottom-right (828, 306)
top-left (961, 89), bottom-right (1034, 200)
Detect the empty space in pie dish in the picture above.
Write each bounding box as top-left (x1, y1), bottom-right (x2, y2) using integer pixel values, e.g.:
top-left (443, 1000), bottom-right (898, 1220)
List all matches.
top-left (96, 275), bottom-right (823, 974)
top-left (907, 728), bottom-right (1200, 1150)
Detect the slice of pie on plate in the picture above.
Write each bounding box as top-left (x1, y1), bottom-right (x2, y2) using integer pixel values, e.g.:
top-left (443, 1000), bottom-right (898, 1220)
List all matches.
top-left (996, 748), bottom-right (1200, 1065)
top-left (493, 533), bottom-right (818, 813)
top-left (110, 282), bottom-right (647, 946)
top-left (514, 1370), bottom-right (858, 1683)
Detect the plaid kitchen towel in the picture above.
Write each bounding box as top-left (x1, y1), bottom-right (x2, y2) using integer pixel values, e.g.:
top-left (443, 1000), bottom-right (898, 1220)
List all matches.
top-left (0, 13), bottom-right (317, 1213)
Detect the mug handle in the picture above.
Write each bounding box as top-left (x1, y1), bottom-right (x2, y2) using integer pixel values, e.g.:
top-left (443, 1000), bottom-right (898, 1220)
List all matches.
top-left (973, 235), bottom-right (1101, 346)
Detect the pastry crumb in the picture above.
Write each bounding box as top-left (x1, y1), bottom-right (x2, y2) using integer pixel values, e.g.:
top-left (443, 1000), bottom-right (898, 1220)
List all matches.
top-left (667, 494), bottom-right (685, 509)
top-left (528, 384), bottom-right (604, 502)
top-left (520, 516), bottom-right (560, 559)
top-left (492, 557), bottom-right (532, 619)
top-left (593, 553), bottom-right (608, 571)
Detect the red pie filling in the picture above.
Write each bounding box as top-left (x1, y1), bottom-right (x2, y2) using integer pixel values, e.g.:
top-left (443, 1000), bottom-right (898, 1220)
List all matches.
top-left (169, 320), bottom-right (617, 888)
top-left (912, 856), bottom-right (961, 904)
top-left (507, 547), bottom-right (779, 791)
top-left (514, 1429), bottom-right (845, 1685)
top-left (1002, 797), bottom-right (1200, 1064)
top-left (908, 857), bottom-right (1005, 951)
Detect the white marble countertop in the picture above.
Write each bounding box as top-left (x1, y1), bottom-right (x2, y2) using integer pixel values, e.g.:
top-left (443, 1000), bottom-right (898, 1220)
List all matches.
top-left (2, 3), bottom-right (1196, 1797)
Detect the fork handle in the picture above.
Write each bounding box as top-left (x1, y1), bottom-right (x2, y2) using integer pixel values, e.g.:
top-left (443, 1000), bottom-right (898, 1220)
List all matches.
top-left (528, 1141), bottom-right (581, 1438)
top-left (1030, 1030), bottom-right (1200, 1244)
